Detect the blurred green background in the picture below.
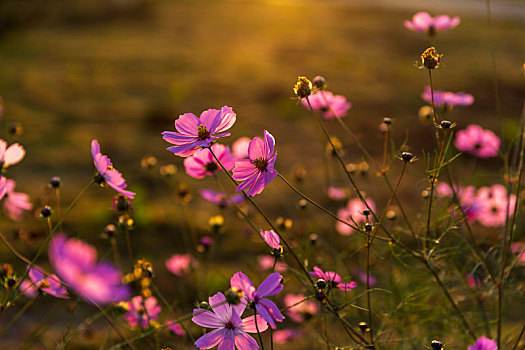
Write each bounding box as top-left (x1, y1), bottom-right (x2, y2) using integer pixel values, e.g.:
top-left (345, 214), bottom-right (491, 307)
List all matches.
top-left (0, 0), bottom-right (524, 348)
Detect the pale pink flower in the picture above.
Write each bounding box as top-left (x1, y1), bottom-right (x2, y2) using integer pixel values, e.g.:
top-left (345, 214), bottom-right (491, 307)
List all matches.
top-left (476, 184), bottom-right (515, 227)
top-left (327, 186), bottom-right (347, 200)
top-left (0, 139), bottom-right (25, 170)
top-left (454, 125), bottom-right (500, 158)
top-left (273, 329), bottom-right (303, 344)
top-left (2, 179), bottom-right (32, 220)
top-left (232, 137), bottom-right (251, 160)
top-left (405, 12), bottom-right (460, 35)
top-left (167, 320), bottom-right (185, 336)
top-left (511, 243), bottom-right (525, 265)
top-left (166, 254), bottom-right (198, 276)
top-left (183, 143), bottom-right (234, 179)
top-left (421, 86), bottom-right (474, 108)
top-left (123, 296), bottom-right (161, 329)
top-left (284, 293), bottom-right (318, 322)
top-left (301, 91), bottom-right (351, 119)
top-left (257, 255), bottom-right (287, 273)
top-left (336, 198), bottom-right (376, 235)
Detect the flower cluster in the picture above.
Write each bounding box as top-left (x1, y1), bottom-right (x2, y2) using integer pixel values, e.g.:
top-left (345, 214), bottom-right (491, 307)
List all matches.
top-left (421, 86), bottom-right (474, 108)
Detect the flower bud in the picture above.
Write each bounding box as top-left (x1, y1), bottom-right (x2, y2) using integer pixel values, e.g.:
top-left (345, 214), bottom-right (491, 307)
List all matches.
top-left (293, 76), bottom-right (313, 99)
top-left (7, 122), bottom-right (23, 136)
top-left (421, 47), bottom-right (442, 70)
top-left (440, 120), bottom-right (454, 129)
top-left (364, 223), bottom-right (373, 232)
top-left (383, 117), bottom-right (392, 125)
top-left (40, 206), bottom-right (52, 218)
top-left (431, 340), bottom-right (444, 350)
top-left (312, 75), bottom-right (327, 90)
top-left (401, 152), bottom-right (414, 163)
top-left (358, 321), bottom-right (370, 332)
top-left (316, 279), bottom-right (327, 289)
top-left (309, 233), bottom-right (318, 245)
top-left (49, 177), bottom-right (61, 188)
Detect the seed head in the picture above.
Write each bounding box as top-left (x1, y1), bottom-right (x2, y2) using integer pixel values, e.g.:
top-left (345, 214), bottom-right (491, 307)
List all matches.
top-left (312, 75), bottom-right (327, 90)
top-left (40, 206), bottom-right (52, 218)
top-left (316, 279), bottom-right (327, 289)
top-left (49, 177), bottom-right (61, 189)
top-left (401, 152), bottom-right (415, 163)
top-left (421, 47), bottom-right (442, 70)
top-left (358, 321), bottom-right (370, 333)
top-left (431, 340), bottom-right (444, 350)
top-left (383, 117), bottom-right (392, 125)
top-left (293, 76), bottom-right (313, 99)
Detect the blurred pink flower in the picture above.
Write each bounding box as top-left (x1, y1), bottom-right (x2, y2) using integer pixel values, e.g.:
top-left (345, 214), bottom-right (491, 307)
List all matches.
top-left (405, 12), bottom-right (460, 35)
top-left (336, 198), bottom-right (376, 235)
top-left (466, 273), bottom-right (483, 289)
top-left (2, 179), bottom-right (32, 220)
top-left (468, 336), bottom-right (497, 350)
top-left (273, 329), bottom-right (303, 344)
top-left (165, 254), bottom-right (198, 276)
top-left (454, 125), bottom-right (500, 158)
top-left (183, 144), bottom-right (234, 179)
top-left (421, 86), bottom-right (474, 107)
top-left (19, 279), bottom-right (38, 298)
top-left (0, 139), bottom-right (25, 170)
top-left (91, 140), bottom-right (135, 199)
top-left (476, 184), bottom-right (515, 227)
top-left (123, 296), bottom-right (161, 329)
top-left (257, 255), bottom-right (288, 272)
top-left (352, 268), bottom-right (377, 287)
top-left (284, 293), bottom-right (318, 322)
top-left (327, 186), bottom-right (347, 200)
top-left (232, 130), bottom-right (277, 196)
top-left (511, 242), bottom-right (525, 264)
top-left (200, 189), bottom-right (244, 207)
top-left (167, 320), bottom-right (185, 336)
top-left (301, 91), bottom-right (351, 119)
top-left (310, 266), bottom-right (356, 292)
top-left (232, 137), bottom-right (251, 159)
top-left (192, 292), bottom-right (268, 350)
top-left (27, 265), bottom-right (68, 299)
top-left (162, 106), bottom-right (236, 157)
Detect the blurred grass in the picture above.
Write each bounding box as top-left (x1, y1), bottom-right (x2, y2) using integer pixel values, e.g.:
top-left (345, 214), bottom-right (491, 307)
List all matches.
top-left (0, 0), bottom-right (524, 348)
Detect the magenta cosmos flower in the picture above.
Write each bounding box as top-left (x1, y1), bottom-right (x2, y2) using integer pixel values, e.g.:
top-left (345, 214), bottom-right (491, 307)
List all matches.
top-left (310, 266), bottom-right (356, 292)
top-left (166, 320), bottom-right (185, 336)
top-left (336, 198), bottom-right (376, 235)
top-left (200, 189), bottom-right (245, 207)
top-left (301, 91), bottom-right (351, 119)
top-left (2, 179), bottom-right (32, 221)
top-left (437, 184), bottom-right (482, 223)
top-left (184, 143), bottom-right (234, 179)
top-left (232, 130), bottom-right (277, 197)
top-left (468, 336), bottom-right (497, 350)
top-left (192, 292), bottom-right (268, 350)
top-left (91, 140), bottom-right (135, 199)
top-left (422, 86), bottom-right (474, 108)
top-left (122, 296), bottom-right (161, 328)
top-left (165, 254), bottom-right (198, 276)
top-left (49, 233), bottom-right (130, 305)
top-left (20, 265), bottom-right (68, 299)
top-left (162, 106), bottom-right (236, 157)
top-left (476, 184), bottom-right (515, 227)
top-left (0, 139), bottom-right (25, 170)
top-left (259, 230), bottom-right (280, 250)
top-left (454, 125), bottom-right (500, 158)
top-left (273, 329), bottom-right (302, 344)
top-left (230, 271), bottom-right (284, 329)
top-left (404, 12), bottom-right (460, 35)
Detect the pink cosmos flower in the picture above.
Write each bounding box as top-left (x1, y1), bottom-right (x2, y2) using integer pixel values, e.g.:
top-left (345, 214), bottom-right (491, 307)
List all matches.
top-left (352, 268), bottom-right (377, 287)
top-left (192, 292), bottom-right (268, 350)
top-left (26, 265), bottom-right (68, 299)
top-left (230, 271), bottom-right (284, 329)
top-left (19, 279), bottom-right (38, 298)
top-left (167, 320), bottom-right (185, 336)
top-left (49, 233), bottom-right (130, 305)
top-left (165, 254), bottom-right (198, 276)
top-left (476, 184), bottom-right (515, 227)
top-left (404, 12), bottom-right (460, 35)
top-left (259, 230), bottom-right (280, 250)
top-left (327, 186), bottom-right (347, 200)
top-left (162, 106), bottom-right (236, 157)
top-left (301, 91), bottom-right (351, 119)
top-left (91, 140), bottom-right (135, 199)
top-left (284, 293), bottom-right (318, 322)
top-left (200, 189), bottom-right (245, 207)
top-left (257, 255), bottom-right (287, 273)
top-left (232, 130), bottom-right (277, 197)
top-left (123, 296), bottom-right (161, 328)
top-left (454, 125), bottom-right (500, 158)
top-left (0, 176), bottom-right (7, 200)
top-left (232, 137), bottom-right (251, 160)
top-left (0, 139), bottom-right (25, 170)
top-left (421, 86), bottom-right (474, 108)
top-left (273, 329), bottom-right (303, 344)
top-left (511, 242), bottom-right (525, 265)
top-left (466, 273), bottom-right (483, 289)
top-left (310, 266), bottom-right (356, 292)
top-left (336, 198), bottom-right (376, 235)
top-left (184, 144), bottom-right (235, 179)
top-left (468, 336), bottom-right (498, 350)
top-left (2, 179), bottom-right (32, 220)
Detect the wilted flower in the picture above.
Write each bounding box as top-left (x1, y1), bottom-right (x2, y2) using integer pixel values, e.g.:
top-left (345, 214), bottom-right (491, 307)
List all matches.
top-left (421, 86), bottom-right (474, 108)
top-left (122, 296), bottom-right (161, 329)
top-left (162, 106), bottom-right (236, 157)
top-left (230, 271), bottom-right (284, 329)
top-left (165, 254), bottom-right (198, 276)
top-left (2, 179), bottom-right (32, 220)
top-left (310, 266), bottom-right (356, 291)
top-left (301, 91), bottom-right (351, 119)
top-left (336, 198), bottom-right (376, 235)
top-left (184, 144), bottom-right (234, 179)
top-left (468, 336), bottom-right (497, 350)
top-left (49, 233), bottom-right (130, 304)
top-left (91, 140), bottom-right (135, 199)
top-left (192, 292), bottom-right (268, 350)
top-left (232, 130), bottom-right (277, 196)
top-left (405, 12), bottom-right (460, 35)
top-left (454, 125), bottom-right (500, 158)
top-left (0, 139), bottom-right (25, 170)
top-left (284, 293), bottom-right (318, 322)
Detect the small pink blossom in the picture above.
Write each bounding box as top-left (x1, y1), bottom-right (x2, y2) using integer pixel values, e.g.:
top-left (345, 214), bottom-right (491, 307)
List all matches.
top-left (405, 12), bottom-right (460, 35)
top-left (352, 268), bottom-right (377, 287)
top-left (2, 179), bottom-right (32, 220)
top-left (466, 273), bottom-right (483, 289)
top-left (192, 292), bottom-right (268, 350)
top-left (273, 329), bottom-right (303, 344)
top-left (327, 186), bottom-right (347, 200)
top-left (167, 320), bottom-right (185, 336)
top-left (19, 279), bottom-right (38, 298)
top-left (183, 144), bottom-right (234, 179)
top-left (232, 130), bottom-right (277, 197)
top-left (165, 254), bottom-right (198, 276)
top-left (200, 189), bottom-right (244, 207)
top-left (476, 184), bottom-right (515, 227)
top-left (421, 86), bottom-right (474, 108)
top-left (284, 293), bottom-right (318, 322)
top-left (123, 296), bottom-right (161, 329)
top-left (232, 137), bottom-right (251, 160)
top-left (336, 198), bottom-right (376, 235)
top-left (454, 125), bottom-right (500, 158)
top-left (468, 336), bottom-right (498, 350)
top-left (91, 140), bottom-right (135, 199)
top-left (257, 255), bottom-right (287, 272)
top-left (0, 139), bottom-right (25, 170)
top-left (301, 91), bottom-right (351, 119)
top-left (259, 230), bottom-right (280, 250)
top-left (310, 266), bottom-right (356, 292)
top-left (162, 106), bottom-right (236, 157)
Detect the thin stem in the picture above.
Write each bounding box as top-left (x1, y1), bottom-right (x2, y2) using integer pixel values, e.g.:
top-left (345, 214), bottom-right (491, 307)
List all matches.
top-left (512, 321), bottom-right (525, 350)
top-left (253, 306), bottom-right (265, 350)
top-left (366, 228), bottom-right (374, 346)
top-left (0, 297), bottom-right (35, 339)
top-left (55, 187), bottom-right (62, 230)
top-left (277, 172), bottom-right (359, 231)
top-left (382, 123), bottom-right (389, 174)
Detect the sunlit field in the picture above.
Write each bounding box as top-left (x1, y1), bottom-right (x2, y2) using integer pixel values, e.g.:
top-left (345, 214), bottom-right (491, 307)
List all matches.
top-left (0, 0), bottom-right (524, 349)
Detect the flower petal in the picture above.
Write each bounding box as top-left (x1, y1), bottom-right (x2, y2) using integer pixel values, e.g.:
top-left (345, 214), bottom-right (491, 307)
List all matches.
top-left (195, 328), bottom-right (227, 349)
